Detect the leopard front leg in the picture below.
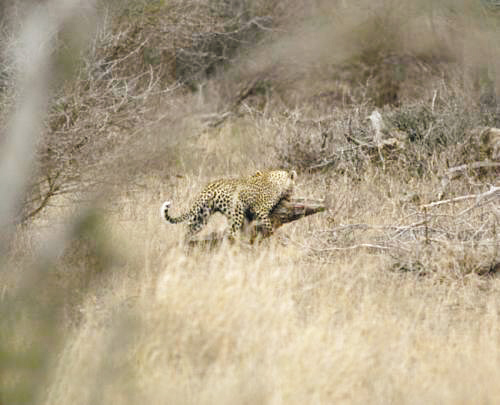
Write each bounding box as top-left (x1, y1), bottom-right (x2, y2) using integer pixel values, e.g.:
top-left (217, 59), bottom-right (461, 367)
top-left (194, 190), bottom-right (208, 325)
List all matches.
top-left (254, 210), bottom-right (274, 238)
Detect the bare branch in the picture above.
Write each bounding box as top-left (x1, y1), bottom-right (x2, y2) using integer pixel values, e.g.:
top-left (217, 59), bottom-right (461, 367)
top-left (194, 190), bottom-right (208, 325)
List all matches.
top-left (447, 161), bottom-right (500, 176)
top-left (21, 173), bottom-right (61, 222)
top-left (422, 186), bottom-right (500, 209)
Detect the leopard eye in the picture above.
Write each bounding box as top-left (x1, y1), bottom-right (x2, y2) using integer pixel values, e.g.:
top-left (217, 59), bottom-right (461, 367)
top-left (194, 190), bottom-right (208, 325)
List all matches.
top-left (289, 170), bottom-right (297, 181)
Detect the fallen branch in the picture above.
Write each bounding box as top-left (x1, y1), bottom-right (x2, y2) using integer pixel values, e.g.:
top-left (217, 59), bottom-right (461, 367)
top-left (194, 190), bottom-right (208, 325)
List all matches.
top-left (439, 161), bottom-right (500, 198)
top-left (264, 198), bottom-right (325, 230)
top-left (422, 186), bottom-right (500, 209)
top-left (308, 133), bottom-right (403, 173)
top-left (309, 243), bottom-right (391, 252)
top-left (447, 161), bottom-right (500, 177)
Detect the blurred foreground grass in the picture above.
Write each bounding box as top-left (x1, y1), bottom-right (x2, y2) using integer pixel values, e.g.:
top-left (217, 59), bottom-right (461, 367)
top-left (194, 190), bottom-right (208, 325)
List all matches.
top-left (1, 0), bottom-right (499, 404)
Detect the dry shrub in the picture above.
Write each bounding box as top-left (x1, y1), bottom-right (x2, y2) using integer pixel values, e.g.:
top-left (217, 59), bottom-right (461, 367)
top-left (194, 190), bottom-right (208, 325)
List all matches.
top-left (2, 1), bottom-right (500, 404)
top-left (104, 0), bottom-right (286, 86)
top-left (275, 77), bottom-right (498, 182)
top-left (1, 0), bottom-right (290, 222)
top-left (3, 0), bottom-right (498, 221)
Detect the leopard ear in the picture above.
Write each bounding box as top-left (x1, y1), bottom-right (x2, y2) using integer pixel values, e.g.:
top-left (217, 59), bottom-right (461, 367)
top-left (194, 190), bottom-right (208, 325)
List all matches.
top-left (289, 170), bottom-right (297, 181)
top-left (254, 170), bottom-right (263, 177)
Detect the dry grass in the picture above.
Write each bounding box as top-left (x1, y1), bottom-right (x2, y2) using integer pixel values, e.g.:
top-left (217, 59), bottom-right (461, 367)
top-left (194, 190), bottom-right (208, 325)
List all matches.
top-left (1, 1), bottom-right (500, 404)
top-left (2, 164), bottom-right (498, 404)
top-left (10, 174), bottom-right (494, 405)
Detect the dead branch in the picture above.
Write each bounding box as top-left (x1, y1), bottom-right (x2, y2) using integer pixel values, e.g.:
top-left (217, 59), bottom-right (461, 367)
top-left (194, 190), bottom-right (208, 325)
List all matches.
top-left (447, 161), bottom-right (500, 177)
top-left (422, 186), bottom-right (500, 209)
top-left (261, 198), bottom-right (326, 230)
top-left (308, 111), bottom-right (406, 173)
top-left (308, 243), bottom-right (391, 252)
top-left (21, 173), bottom-right (61, 222)
top-left (439, 161), bottom-right (500, 199)
top-left (438, 127), bottom-right (500, 199)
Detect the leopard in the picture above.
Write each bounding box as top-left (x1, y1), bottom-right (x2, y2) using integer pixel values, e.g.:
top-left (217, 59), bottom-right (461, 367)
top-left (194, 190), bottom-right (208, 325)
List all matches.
top-left (161, 169), bottom-right (297, 241)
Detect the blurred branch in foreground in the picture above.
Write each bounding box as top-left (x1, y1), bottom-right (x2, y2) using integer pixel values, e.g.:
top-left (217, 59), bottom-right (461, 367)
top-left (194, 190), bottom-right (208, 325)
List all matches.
top-left (0, 2), bottom-right (97, 405)
top-left (0, 6), bottom-right (52, 246)
top-left (0, 0), bottom-right (96, 248)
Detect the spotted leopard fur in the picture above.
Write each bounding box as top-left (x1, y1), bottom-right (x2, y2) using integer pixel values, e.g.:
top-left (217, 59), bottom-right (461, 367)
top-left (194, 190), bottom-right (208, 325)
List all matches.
top-left (161, 170), bottom-right (297, 240)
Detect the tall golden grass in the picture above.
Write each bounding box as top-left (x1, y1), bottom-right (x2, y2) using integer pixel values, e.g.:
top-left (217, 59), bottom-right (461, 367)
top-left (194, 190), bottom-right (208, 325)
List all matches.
top-left (1, 1), bottom-right (499, 404)
top-left (36, 176), bottom-right (500, 404)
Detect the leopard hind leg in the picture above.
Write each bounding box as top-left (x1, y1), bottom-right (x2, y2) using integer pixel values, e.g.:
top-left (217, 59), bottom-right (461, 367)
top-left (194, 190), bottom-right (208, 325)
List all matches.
top-left (185, 203), bottom-right (212, 240)
top-left (226, 203), bottom-right (245, 242)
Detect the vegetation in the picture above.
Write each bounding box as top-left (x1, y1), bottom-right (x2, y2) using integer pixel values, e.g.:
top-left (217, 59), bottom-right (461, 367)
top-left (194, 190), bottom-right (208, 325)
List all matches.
top-left (1, 0), bottom-right (499, 404)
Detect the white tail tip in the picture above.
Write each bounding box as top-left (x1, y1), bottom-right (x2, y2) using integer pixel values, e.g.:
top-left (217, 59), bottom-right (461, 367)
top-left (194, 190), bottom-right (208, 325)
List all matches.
top-left (161, 201), bottom-right (172, 222)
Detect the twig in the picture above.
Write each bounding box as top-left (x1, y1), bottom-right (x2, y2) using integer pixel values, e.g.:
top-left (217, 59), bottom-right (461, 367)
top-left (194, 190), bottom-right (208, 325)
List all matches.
top-left (431, 89), bottom-right (437, 112)
top-left (21, 173), bottom-right (61, 222)
top-left (424, 207), bottom-right (429, 244)
top-left (306, 145), bottom-right (361, 171)
top-left (447, 161), bottom-right (500, 177)
top-left (317, 220), bottom-right (428, 234)
top-left (343, 132), bottom-right (371, 147)
top-left (422, 186), bottom-right (500, 209)
top-left (308, 243), bottom-right (391, 252)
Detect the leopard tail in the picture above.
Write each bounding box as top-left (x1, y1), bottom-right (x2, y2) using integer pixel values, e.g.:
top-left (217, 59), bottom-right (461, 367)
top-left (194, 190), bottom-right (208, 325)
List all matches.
top-left (161, 201), bottom-right (190, 224)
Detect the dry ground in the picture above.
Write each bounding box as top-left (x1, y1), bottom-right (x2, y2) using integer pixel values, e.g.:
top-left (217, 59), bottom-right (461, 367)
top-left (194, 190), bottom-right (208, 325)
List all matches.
top-left (1, 1), bottom-right (500, 404)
